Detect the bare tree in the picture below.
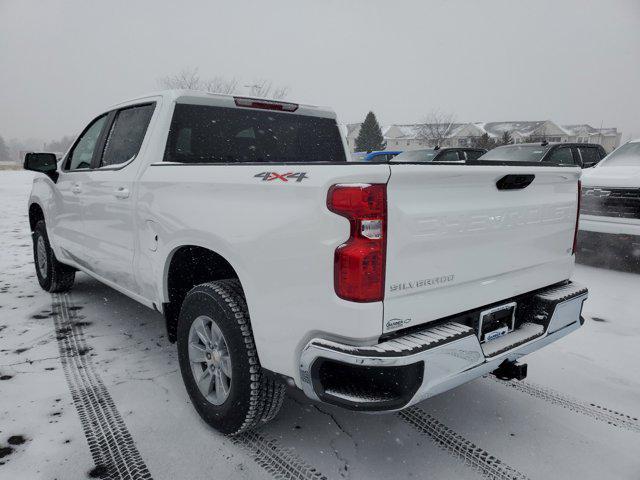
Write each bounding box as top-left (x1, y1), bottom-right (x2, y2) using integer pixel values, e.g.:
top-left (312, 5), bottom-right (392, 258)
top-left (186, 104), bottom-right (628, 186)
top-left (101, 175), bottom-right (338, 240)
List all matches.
top-left (159, 67), bottom-right (205, 90)
top-left (245, 79), bottom-right (289, 99)
top-left (159, 68), bottom-right (289, 99)
top-left (271, 85), bottom-right (289, 100)
top-left (415, 110), bottom-right (457, 147)
top-left (159, 68), bottom-right (239, 94)
top-left (203, 76), bottom-right (238, 95)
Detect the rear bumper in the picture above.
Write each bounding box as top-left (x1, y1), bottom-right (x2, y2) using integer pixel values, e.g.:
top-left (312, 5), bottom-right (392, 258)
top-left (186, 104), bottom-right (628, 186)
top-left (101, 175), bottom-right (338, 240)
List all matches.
top-left (580, 215), bottom-right (640, 236)
top-left (578, 229), bottom-right (640, 252)
top-left (299, 282), bottom-right (587, 411)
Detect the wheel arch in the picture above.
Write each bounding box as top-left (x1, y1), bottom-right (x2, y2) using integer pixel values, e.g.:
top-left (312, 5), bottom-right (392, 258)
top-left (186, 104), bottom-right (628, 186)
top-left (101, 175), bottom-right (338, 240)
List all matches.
top-left (28, 202), bottom-right (45, 232)
top-left (162, 244), bottom-right (245, 342)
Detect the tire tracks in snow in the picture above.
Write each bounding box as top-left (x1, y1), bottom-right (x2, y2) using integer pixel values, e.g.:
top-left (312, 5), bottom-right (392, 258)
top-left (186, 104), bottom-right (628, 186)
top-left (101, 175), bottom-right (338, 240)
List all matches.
top-left (398, 407), bottom-right (531, 480)
top-left (52, 293), bottom-right (153, 480)
top-left (53, 292), bottom-right (330, 480)
top-left (486, 376), bottom-right (640, 434)
top-left (234, 431), bottom-right (328, 480)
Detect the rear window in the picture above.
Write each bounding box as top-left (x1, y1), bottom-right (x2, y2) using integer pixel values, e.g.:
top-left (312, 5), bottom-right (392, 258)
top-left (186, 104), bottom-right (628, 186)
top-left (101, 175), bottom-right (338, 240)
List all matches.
top-left (477, 145), bottom-right (551, 162)
top-left (600, 142), bottom-right (640, 167)
top-left (163, 104), bottom-right (347, 164)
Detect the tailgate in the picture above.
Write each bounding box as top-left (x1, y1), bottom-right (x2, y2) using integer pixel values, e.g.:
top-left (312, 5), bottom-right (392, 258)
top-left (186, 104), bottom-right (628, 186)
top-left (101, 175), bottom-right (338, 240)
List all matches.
top-left (383, 164), bottom-right (580, 333)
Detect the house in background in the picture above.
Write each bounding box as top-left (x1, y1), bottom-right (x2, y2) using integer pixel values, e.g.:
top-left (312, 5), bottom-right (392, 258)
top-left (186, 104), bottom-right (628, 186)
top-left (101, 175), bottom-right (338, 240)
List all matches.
top-left (476, 121), bottom-right (567, 144)
top-left (561, 124), bottom-right (622, 152)
top-left (345, 119), bottom-right (621, 153)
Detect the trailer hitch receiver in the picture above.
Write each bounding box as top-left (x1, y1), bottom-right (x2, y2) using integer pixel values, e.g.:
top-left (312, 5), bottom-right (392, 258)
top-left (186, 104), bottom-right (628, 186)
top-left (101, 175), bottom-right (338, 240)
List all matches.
top-left (491, 360), bottom-right (528, 381)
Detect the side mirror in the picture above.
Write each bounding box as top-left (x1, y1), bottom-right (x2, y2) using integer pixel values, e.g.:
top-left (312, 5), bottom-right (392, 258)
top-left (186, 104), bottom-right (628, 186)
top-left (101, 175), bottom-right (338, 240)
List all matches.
top-left (24, 152), bottom-right (58, 180)
top-left (582, 161), bottom-right (598, 169)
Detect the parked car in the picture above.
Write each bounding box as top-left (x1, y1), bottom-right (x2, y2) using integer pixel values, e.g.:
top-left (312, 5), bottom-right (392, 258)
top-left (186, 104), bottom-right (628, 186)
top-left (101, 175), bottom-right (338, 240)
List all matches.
top-left (579, 139), bottom-right (640, 258)
top-left (392, 147), bottom-right (487, 163)
top-left (24, 90), bottom-right (587, 435)
top-left (477, 142), bottom-right (606, 167)
top-left (364, 150), bottom-right (402, 162)
top-left (351, 150), bottom-right (402, 162)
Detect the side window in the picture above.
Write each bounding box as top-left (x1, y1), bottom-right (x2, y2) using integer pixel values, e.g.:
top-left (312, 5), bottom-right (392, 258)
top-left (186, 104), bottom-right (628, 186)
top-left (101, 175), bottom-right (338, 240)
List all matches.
top-left (578, 147), bottom-right (600, 167)
top-left (465, 150), bottom-right (484, 161)
top-left (65, 115), bottom-right (108, 170)
top-left (100, 104), bottom-right (155, 168)
top-left (436, 150), bottom-right (460, 162)
top-left (545, 147), bottom-right (574, 165)
top-left (598, 147), bottom-right (607, 159)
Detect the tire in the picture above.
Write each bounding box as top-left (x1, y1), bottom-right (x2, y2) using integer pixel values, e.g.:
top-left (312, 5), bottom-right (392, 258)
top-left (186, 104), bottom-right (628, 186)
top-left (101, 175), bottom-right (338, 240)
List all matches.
top-left (177, 279), bottom-right (286, 435)
top-left (33, 220), bottom-right (75, 293)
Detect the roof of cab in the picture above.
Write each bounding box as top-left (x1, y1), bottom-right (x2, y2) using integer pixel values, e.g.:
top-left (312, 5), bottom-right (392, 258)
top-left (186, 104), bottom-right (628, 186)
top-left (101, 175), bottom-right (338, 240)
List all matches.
top-left (108, 89), bottom-right (336, 119)
top-left (492, 142), bottom-right (604, 149)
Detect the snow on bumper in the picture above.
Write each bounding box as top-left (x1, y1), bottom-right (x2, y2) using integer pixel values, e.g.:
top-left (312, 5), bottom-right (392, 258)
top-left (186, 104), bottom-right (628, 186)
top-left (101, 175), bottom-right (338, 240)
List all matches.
top-left (299, 282), bottom-right (588, 411)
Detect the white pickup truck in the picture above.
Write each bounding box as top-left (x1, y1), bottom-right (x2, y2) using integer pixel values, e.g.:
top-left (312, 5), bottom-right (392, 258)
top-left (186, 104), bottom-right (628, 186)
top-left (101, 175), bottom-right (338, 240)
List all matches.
top-left (25, 90), bottom-right (587, 435)
top-left (579, 139), bottom-right (640, 259)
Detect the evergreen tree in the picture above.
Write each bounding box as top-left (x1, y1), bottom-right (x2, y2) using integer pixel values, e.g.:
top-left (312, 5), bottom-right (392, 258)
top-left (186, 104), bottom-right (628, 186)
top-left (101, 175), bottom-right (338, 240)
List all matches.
top-left (499, 130), bottom-right (513, 146)
top-left (0, 135), bottom-right (11, 162)
top-left (472, 133), bottom-right (496, 150)
top-left (355, 111), bottom-right (386, 153)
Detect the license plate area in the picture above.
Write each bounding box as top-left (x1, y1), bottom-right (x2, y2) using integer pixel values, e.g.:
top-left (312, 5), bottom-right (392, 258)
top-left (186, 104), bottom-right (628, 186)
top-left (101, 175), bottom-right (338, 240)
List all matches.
top-left (478, 302), bottom-right (516, 343)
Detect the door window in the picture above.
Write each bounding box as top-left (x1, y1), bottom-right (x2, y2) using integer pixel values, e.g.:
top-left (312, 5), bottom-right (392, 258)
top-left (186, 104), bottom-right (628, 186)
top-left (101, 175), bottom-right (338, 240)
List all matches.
top-left (578, 147), bottom-right (600, 167)
top-left (65, 115), bottom-right (108, 170)
top-left (435, 150), bottom-right (460, 162)
top-left (545, 147), bottom-right (574, 165)
top-left (465, 149), bottom-right (484, 161)
top-left (100, 104), bottom-right (155, 168)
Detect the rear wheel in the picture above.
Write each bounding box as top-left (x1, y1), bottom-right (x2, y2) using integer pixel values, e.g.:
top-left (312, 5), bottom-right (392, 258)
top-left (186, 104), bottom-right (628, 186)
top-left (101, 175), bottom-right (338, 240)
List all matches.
top-left (33, 220), bottom-right (75, 293)
top-left (177, 280), bottom-right (285, 435)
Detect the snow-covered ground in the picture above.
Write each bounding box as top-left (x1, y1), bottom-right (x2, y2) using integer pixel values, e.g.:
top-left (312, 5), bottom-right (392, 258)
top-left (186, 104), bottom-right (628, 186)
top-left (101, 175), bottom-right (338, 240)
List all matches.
top-left (1, 170), bottom-right (639, 480)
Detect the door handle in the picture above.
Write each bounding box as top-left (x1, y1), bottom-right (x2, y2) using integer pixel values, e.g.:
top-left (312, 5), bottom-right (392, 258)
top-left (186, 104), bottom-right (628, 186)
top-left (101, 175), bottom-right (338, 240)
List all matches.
top-left (496, 174), bottom-right (535, 190)
top-left (114, 186), bottom-right (130, 199)
top-left (72, 184), bottom-right (82, 194)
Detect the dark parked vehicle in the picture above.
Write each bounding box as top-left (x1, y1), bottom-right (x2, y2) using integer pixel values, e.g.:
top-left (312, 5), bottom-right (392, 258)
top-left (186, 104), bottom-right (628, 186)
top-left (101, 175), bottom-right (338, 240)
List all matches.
top-left (477, 142), bottom-right (606, 167)
top-left (392, 147), bottom-right (487, 163)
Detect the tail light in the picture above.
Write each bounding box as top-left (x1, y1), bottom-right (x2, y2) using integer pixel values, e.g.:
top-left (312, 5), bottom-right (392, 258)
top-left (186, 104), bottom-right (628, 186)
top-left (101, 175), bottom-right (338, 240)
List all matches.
top-left (327, 184), bottom-right (386, 302)
top-left (572, 180), bottom-right (581, 254)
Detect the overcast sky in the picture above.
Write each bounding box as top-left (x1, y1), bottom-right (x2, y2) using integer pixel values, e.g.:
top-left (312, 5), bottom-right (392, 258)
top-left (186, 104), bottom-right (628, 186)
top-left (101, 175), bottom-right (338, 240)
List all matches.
top-left (1, 0), bottom-right (639, 143)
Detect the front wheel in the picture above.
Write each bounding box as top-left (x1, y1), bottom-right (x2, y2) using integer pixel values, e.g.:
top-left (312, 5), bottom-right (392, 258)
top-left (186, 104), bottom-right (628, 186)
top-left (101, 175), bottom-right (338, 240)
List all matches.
top-left (177, 280), bottom-right (285, 435)
top-left (33, 220), bottom-right (75, 293)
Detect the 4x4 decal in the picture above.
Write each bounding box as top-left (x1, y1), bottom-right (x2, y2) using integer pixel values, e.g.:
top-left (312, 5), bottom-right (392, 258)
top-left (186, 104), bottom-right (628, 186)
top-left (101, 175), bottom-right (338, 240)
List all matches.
top-left (254, 172), bottom-right (308, 183)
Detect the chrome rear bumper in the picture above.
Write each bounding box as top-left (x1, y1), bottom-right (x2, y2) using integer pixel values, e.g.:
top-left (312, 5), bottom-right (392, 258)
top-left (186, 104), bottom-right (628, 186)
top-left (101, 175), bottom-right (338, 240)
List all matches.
top-left (299, 281), bottom-right (587, 411)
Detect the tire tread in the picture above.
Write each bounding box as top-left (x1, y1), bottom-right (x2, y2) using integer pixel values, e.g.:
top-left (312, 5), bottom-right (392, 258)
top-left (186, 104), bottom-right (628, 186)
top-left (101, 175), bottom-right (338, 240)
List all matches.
top-left (34, 220), bottom-right (75, 293)
top-left (181, 279), bottom-right (285, 435)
